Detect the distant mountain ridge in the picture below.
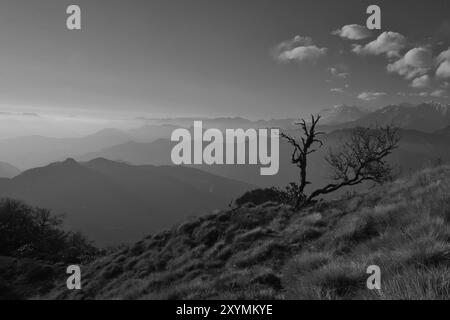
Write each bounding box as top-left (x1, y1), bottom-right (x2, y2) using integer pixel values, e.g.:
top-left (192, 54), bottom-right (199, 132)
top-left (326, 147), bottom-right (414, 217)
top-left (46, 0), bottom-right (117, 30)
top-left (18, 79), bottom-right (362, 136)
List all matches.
top-left (0, 162), bottom-right (20, 178)
top-left (324, 101), bottom-right (450, 133)
top-left (0, 158), bottom-right (253, 245)
top-left (77, 127), bottom-right (450, 190)
top-left (3, 101), bottom-right (450, 171)
top-left (319, 105), bottom-right (369, 125)
top-left (0, 129), bottom-right (132, 170)
top-left (138, 117), bottom-right (297, 130)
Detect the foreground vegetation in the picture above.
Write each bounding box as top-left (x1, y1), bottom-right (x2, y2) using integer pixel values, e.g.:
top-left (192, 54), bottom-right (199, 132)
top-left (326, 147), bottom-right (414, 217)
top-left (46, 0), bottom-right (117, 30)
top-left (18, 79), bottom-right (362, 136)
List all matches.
top-left (40, 165), bottom-right (450, 300)
top-left (0, 199), bottom-right (98, 264)
top-left (0, 199), bottom-right (100, 299)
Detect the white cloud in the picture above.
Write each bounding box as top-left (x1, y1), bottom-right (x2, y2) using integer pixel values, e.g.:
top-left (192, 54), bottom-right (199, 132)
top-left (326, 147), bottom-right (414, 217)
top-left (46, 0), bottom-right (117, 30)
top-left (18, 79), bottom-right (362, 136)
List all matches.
top-left (352, 32), bottom-right (407, 58)
top-left (278, 46), bottom-right (327, 62)
top-left (410, 75), bottom-right (432, 88)
top-left (436, 61), bottom-right (450, 79)
top-left (430, 89), bottom-right (448, 98)
top-left (437, 47), bottom-right (450, 62)
top-left (328, 67), bottom-right (349, 78)
top-left (332, 24), bottom-right (372, 40)
top-left (330, 88), bottom-right (345, 93)
top-left (273, 35), bottom-right (327, 63)
top-left (409, 92), bottom-right (429, 97)
top-left (436, 48), bottom-right (450, 79)
top-left (357, 92), bottom-right (387, 101)
top-left (387, 47), bottom-right (433, 79)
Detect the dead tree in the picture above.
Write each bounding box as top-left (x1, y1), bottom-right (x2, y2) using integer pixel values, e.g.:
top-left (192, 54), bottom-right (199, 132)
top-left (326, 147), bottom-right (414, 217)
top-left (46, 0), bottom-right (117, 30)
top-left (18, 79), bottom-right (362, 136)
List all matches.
top-left (306, 125), bottom-right (400, 203)
top-left (282, 114), bottom-right (400, 208)
top-left (280, 115), bottom-right (324, 207)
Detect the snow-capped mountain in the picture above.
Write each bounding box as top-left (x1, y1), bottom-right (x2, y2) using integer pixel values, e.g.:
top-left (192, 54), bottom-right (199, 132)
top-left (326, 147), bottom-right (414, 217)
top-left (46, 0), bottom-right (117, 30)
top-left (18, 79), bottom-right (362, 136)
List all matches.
top-left (319, 105), bottom-right (369, 125)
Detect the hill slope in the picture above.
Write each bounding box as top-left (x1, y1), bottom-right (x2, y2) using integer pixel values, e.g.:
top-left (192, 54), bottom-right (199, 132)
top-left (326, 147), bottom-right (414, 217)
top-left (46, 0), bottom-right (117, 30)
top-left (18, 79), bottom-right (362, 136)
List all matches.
top-left (0, 158), bottom-right (253, 245)
top-left (42, 165), bottom-right (450, 300)
top-left (0, 162), bottom-right (20, 178)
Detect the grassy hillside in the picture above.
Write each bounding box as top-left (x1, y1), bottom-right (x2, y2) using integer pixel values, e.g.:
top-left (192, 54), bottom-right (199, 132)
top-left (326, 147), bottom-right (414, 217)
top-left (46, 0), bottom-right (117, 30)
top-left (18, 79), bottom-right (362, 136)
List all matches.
top-left (0, 256), bottom-right (65, 300)
top-left (36, 165), bottom-right (450, 300)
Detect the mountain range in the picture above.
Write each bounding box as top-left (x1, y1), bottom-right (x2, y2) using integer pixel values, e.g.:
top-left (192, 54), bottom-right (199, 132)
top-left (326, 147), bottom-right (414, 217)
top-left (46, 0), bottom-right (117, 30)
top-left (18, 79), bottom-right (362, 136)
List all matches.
top-left (322, 101), bottom-right (450, 133)
top-left (0, 158), bottom-right (252, 245)
top-left (0, 129), bottom-right (131, 170)
top-left (76, 127), bottom-right (450, 189)
top-left (0, 162), bottom-right (20, 179)
top-left (3, 101), bottom-right (450, 171)
top-left (318, 105), bottom-right (369, 125)
top-left (2, 101), bottom-right (450, 246)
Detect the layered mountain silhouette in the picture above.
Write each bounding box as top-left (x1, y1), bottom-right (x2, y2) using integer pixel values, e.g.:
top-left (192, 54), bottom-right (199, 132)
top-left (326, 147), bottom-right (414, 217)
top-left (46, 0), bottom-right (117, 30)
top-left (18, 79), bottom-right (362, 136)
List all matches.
top-left (139, 117), bottom-right (297, 131)
top-left (0, 129), bottom-right (131, 170)
top-left (323, 102), bottom-right (450, 133)
top-left (2, 101), bottom-right (450, 246)
top-left (0, 162), bottom-right (20, 179)
top-left (5, 101), bottom-right (450, 171)
top-left (126, 124), bottom-right (181, 143)
top-left (77, 128), bottom-right (450, 189)
top-left (0, 158), bottom-right (253, 245)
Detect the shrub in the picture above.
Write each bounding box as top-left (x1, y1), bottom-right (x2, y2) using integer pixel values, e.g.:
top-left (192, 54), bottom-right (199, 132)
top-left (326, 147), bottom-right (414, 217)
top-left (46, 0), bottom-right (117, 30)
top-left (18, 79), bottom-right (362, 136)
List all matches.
top-left (235, 188), bottom-right (285, 206)
top-left (0, 198), bottom-right (99, 264)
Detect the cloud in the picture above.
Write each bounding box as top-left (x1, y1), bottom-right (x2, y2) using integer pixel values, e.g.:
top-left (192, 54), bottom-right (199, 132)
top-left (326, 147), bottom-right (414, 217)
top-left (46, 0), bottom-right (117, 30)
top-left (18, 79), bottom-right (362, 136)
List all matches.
top-left (410, 75), bottom-right (432, 88)
top-left (436, 61), bottom-right (450, 79)
top-left (279, 46), bottom-right (327, 63)
top-left (330, 88), bottom-right (345, 93)
top-left (273, 35), bottom-right (327, 63)
top-left (408, 92), bottom-right (429, 97)
top-left (332, 24), bottom-right (372, 40)
top-left (328, 67), bottom-right (349, 78)
top-left (437, 47), bottom-right (450, 62)
top-left (430, 89), bottom-right (448, 98)
top-left (352, 32), bottom-right (407, 58)
top-left (357, 92), bottom-right (387, 101)
top-left (387, 47), bottom-right (433, 79)
top-left (436, 48), bottom-right (450, 79)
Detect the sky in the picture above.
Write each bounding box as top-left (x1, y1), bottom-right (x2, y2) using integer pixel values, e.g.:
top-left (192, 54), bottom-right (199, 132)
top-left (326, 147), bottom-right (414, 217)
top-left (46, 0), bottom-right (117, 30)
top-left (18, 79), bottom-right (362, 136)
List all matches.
top-left (0, 0), bottom-right (450, 135)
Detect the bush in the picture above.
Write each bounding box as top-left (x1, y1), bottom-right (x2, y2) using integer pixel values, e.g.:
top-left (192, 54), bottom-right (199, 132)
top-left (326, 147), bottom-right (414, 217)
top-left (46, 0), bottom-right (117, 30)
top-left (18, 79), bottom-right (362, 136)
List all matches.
top-left (0, 198), bottom-right (98, 264)
top-left (235, 188), bottom-right (287, 206)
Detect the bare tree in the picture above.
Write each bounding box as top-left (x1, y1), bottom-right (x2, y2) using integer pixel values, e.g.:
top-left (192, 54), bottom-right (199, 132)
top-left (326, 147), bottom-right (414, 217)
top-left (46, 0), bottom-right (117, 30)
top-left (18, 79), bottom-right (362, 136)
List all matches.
top-left (306, 125), bottom-right (400, 203)
top-left (280, 115), bottom-right (324, 207)
top-left (282, 115), bottom-right (400, 208)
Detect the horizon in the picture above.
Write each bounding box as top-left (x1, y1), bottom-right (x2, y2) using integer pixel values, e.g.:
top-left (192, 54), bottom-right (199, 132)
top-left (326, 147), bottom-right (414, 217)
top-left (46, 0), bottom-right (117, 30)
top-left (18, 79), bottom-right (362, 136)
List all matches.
top-left (1, 99), bottom-right (449, 139)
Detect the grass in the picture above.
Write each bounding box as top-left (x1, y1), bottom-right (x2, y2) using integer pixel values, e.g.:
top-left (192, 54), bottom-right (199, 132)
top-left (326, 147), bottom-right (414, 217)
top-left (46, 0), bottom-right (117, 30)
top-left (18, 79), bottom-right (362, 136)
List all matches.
top-left (34, 165), bottom-right (450, 300)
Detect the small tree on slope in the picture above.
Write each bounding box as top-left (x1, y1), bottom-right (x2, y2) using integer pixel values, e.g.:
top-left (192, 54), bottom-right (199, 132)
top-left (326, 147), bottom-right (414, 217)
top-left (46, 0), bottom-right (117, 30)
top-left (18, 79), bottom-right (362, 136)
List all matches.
top-left (282, 115), bottom-right (400, 208)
